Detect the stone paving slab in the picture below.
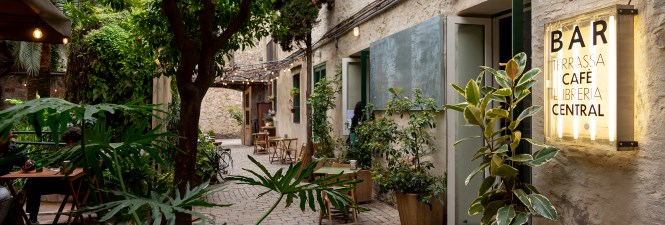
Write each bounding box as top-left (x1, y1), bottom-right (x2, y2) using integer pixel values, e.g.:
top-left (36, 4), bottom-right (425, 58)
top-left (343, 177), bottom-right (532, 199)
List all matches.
top-left (200, 140), bottom-right (400, 225)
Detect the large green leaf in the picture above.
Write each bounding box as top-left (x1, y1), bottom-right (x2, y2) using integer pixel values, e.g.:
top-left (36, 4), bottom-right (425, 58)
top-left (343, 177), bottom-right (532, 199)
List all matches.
top-left (508, 154), bottom-right (533, 162)
top-left (526, 147), bottom-right (559, 167)
top-left (513, 189), bottom-right (536, 213)
top-left (517, 68), bottom-right (540, 87)
top-left (492, 164), bottom-right (519, 177)
top-left (510, 131), bottom-right (522, 151)
top-left (487, 108), bottom-right (509, 119)
top-left (454, 135), bottom-right (482, 147)
top-left (469, 199), bottom-right (484, 215)
top-left (464, 105), bottom-right (482, 126)
top-left (529, 194), bottom-right (557, 220)
top-left (482, 66), bottom-right (512, 89)
top-left (466, 162), bottom-right (489, 185)
top-left (510, 212), bottom-right (529, 225)
top-left (496, 205), bottom-right (516, 225)
top-left (494, 88), bottom-right (512, 96)
top-left (479, 176), bottom-right (495, 195)
top-left (452, 83), bottom-right (466, 97)
top-left (444, 102), bottom-right (469, 112)
top-left (516, 105), bottom-right (542, 121)
top-left (513, 52), bottom-right (527, 76)
top-left (465, 79), bottom-right (481, 105)
top-left (522, 138), bottom-right (551, 148)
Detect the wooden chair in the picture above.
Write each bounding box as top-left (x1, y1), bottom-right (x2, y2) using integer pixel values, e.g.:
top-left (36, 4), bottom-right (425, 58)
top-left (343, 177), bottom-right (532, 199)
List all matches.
top-left (253, 133), bottom-right (268, 154)
top-left (319, 163), bottom-right (358, 225)
top-left (297, 144), bottom-right (306, 163)
top-left (281, 138), bottom-right (298, 164)
top-left (267, 137), bottom-right (282, 164)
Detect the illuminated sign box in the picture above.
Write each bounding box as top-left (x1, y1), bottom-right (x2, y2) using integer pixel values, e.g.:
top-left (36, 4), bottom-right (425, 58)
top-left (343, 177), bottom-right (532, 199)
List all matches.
top-left (544, 5), bottom-right (636, 150)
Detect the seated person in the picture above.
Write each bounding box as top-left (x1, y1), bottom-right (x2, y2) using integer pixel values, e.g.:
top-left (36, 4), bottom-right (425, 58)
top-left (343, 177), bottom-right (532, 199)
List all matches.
top-left (23, 127), bottom-right (82, 224)
top-left (1, 130), bottom-right (26, 224)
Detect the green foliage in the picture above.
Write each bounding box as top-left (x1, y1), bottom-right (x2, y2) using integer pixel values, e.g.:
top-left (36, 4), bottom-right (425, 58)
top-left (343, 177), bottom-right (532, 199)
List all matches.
top-left (270, 0), bottom-right (333, 51)
top-left (355, 104), bottom-right (397, 169)
top-left (308, 70), bottom-right (341, 158)
top-left (133, 0), bottom-right (275, 77)
top-left (88, 181), bottom-right (228, 225)
top-left (370, 88), bottom-right (445, 204)
top-left (226, 105), bottom-right (243, 126)
top-left (226, 155), bottom-right (365, 225)
top-left (0, 98), bottom-right (222, 223)
top-left (445, 53), bottom-right (559, 225)
top-left (290, 87), bottom-right (300, 97)
top-left (195, 131), bottom-right (217, 184)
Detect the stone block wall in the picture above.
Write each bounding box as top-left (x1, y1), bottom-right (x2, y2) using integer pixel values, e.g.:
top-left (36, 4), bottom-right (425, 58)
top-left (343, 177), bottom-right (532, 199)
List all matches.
top-left (199, 88), bottom-right (243, 139)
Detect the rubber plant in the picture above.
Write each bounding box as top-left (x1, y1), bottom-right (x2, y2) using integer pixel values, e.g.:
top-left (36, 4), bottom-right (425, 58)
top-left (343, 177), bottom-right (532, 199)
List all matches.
top-left (445, 52), bottom-right (559, 225)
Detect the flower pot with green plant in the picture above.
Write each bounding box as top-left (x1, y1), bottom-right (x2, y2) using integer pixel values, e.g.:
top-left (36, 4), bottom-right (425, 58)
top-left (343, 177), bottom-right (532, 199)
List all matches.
top-left (290, 87), bottom-right (300, 97)
top-left (371, 88), bottom-right (446, 225)
top-left (444, 52), bottom-right (559, 225)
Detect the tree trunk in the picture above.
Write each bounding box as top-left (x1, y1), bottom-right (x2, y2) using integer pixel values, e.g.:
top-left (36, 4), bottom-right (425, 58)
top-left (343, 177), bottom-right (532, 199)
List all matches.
top-left (173, 90), bottom-right (201, 225)
top-left (27, 43), bottom-right (51, 100)
top-left (305, 32), bottom-right (314, 166)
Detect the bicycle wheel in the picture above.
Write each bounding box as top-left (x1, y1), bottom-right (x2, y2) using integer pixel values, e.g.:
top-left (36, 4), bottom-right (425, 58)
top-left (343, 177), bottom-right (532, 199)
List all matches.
top-left (216, 151), bottom-right (233, 181)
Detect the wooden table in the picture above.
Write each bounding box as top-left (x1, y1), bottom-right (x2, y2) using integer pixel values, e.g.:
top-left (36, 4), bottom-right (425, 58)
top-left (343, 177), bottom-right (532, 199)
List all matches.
top-left (313, 167), bottom-right (359, 176)
top-left (0, 168), bottom-right (87, 225)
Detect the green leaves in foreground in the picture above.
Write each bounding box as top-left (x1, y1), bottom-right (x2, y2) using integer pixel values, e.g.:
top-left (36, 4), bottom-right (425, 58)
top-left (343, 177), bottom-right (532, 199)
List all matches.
top-left (87, 182), bottom-right (227, 225)
top-left (444, 52), bottom-right (559, 225)
top-left (226, 156), bottom-right (365, 225)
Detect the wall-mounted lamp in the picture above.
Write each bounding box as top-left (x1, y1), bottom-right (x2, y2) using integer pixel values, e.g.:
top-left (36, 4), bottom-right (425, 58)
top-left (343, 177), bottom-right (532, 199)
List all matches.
top-left (63, 38), bottom-right (69, 44)
top-left (353, 27), bottom-right (360, 37)
top-left (33, 28), bottom-right (43, 39)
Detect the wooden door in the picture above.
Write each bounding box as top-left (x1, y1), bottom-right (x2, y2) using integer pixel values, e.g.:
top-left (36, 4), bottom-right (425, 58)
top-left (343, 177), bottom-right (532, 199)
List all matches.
top-left (257, 102), bottom-right (272, 129)
top-left (243, 87), bottom-right (252, 145)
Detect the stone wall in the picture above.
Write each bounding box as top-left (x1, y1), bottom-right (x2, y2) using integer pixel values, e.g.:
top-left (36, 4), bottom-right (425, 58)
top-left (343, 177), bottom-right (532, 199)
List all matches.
top-left (0, 73), bottom-right (66, 109)
top-left (199, 88), bottom-right (243, 139)
top-left (531, 1), bottom-right (665, 224)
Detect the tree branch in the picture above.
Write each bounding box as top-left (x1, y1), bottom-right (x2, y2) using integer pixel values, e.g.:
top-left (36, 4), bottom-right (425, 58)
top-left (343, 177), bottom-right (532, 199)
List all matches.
top-left (199, 0), bottom-right (215, 44)
top-left (211, 0), bottom-right (252, 52)
top-left (162, 0), bottom-right (196, 50)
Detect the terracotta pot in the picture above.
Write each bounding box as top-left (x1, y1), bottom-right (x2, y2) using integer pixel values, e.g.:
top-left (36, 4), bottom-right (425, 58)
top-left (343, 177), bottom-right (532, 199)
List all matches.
top-left (395, 192), bottom-right (445, 225)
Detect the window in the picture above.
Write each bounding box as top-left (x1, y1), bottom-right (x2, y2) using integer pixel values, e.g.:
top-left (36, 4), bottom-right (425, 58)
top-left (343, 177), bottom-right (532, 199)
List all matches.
top-left (293, 74), bottom-right (300, 123)
top-left (314, 63), bottom-right (326, 86)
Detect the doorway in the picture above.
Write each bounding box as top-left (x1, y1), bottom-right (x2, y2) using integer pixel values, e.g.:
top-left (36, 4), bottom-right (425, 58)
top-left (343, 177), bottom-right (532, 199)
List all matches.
top-left (445, 16), bottom-right (492, 225)
top-left (342, 58), bottom-right (362, 135)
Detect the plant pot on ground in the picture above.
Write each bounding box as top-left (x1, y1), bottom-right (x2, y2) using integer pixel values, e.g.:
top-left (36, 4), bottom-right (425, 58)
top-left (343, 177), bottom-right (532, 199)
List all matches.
top-left (369, 88), bottom-right (446, 225)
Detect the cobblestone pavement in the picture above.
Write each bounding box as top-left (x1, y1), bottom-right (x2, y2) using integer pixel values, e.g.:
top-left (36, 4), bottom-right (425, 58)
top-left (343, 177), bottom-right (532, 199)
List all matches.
top-left (199, 139), bottom-right (400, 225)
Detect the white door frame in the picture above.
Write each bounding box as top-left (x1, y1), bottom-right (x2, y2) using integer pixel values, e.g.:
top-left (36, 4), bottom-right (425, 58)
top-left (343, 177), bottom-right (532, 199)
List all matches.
top-left (446, 16), bottom-right (492, 225)
top-left (342, 58), bottom-right (361, 136)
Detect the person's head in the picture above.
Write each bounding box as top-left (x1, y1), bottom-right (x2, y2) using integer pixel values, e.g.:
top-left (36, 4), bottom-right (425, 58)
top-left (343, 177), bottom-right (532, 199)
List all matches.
top-left (353, 102), bottom-right (363, 115)
top-left (61, 127), bottom-right (82, 147)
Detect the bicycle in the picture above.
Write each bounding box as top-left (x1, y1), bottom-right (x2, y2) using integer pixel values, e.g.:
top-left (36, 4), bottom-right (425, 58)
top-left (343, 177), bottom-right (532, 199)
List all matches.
top-left (204, 141), bottom-right (233, 182)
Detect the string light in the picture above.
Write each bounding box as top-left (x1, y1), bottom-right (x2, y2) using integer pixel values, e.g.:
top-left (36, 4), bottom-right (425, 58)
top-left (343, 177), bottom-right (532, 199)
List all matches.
top-left (33, 28), bottom-right (42, 39)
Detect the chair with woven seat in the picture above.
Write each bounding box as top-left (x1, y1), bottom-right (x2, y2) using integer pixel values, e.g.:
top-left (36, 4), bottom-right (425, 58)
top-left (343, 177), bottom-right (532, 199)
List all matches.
top-left (319, 163), bottom-right (358, 225)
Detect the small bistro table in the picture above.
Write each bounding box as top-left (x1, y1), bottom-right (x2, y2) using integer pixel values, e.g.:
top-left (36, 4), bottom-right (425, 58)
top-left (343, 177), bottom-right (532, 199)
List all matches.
top-left (0, 168), bottom-right (87, 225)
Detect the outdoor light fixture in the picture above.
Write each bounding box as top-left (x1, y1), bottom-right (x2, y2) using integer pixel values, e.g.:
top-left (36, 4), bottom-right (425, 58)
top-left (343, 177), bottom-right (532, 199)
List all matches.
top-left (33, 28), bottom-right (43, 39)
top-left (544, 5), bottom-right (637, 150)
top-left (353, 27), bottom-right (360, 37)
top-left (62, 38), bottom-right (69, 44)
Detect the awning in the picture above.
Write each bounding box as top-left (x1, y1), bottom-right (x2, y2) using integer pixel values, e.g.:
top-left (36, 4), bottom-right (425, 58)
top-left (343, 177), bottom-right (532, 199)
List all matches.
top-left (0, 0), bottom-right (71, 44)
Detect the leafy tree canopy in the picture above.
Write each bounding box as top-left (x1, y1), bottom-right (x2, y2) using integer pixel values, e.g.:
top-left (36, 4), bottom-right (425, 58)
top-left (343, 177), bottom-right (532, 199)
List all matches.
top-left (271, 0), bottom-right (332, 51)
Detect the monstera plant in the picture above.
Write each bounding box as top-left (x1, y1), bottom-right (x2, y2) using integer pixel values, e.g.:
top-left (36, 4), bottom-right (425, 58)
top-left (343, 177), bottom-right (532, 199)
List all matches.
top-left (445, 52), bottom-right (559, 225)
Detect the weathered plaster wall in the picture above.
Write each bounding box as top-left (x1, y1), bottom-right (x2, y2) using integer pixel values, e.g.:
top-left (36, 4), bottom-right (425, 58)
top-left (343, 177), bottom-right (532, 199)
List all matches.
top-left (274, 64), bottom-right (308, 145)
top-left (531, 0), bottom-right (665, 224)
top-left (308, 0), bottom-right (455, 174)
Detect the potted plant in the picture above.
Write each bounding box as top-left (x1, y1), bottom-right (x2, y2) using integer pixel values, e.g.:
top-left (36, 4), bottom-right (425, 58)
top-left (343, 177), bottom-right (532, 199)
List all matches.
top-left (444, 52), bottom-right (559, 225)
top-left (371, 88), bottom-right (446, 225)
top-left (289, 87), bottom-right (300, 97)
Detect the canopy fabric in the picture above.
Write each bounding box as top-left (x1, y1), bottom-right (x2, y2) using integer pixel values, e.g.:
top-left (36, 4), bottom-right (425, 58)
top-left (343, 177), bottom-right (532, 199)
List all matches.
top-left (0, 0), bottom-right (71, 44)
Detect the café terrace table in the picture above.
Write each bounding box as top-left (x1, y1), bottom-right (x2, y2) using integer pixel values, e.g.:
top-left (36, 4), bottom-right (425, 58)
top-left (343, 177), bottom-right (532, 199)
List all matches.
top-left (0, 168), bottom-right (87, 225)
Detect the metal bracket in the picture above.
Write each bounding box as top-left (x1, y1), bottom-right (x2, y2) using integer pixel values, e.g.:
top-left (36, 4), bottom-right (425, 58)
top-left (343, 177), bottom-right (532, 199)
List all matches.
top-left (618, 9), bottom-right (638, 15)
top-left (617, 141), bottom-right (639, 150)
